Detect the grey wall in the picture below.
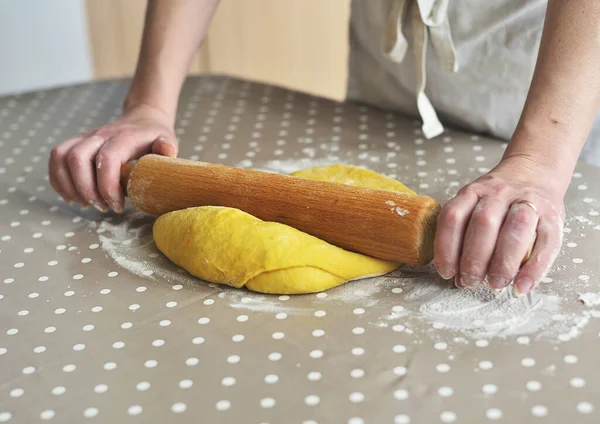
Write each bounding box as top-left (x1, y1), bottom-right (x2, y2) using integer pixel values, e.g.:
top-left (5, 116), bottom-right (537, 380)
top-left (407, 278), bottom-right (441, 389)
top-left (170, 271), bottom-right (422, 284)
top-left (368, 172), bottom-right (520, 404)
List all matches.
top-left (0, 0), bottom-right (93, 95)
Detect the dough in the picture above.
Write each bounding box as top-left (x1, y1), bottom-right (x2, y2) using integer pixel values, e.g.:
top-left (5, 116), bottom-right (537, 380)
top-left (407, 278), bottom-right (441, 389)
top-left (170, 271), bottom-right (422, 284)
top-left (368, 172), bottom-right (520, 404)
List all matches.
top-left (153, 165), bottom-right (414, 294)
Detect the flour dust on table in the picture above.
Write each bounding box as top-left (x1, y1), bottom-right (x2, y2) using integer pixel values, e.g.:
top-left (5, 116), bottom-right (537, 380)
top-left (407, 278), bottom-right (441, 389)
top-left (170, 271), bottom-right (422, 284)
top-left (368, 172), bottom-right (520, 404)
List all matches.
top-left (98, 210), bottom-right (596, 342)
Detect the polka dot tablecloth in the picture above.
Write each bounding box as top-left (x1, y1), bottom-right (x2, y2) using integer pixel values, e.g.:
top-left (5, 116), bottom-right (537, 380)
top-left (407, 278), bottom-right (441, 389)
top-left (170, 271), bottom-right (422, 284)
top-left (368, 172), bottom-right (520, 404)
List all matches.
top-left (1, 76), bottom-right (600, 424)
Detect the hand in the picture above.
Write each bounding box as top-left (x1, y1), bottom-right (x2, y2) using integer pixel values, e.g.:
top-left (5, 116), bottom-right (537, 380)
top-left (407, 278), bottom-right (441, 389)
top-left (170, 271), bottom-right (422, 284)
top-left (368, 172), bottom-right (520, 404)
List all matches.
top-left (433, 155), bottom-right (566, 296)
top-left (49, 104), bottom-right (177, 212)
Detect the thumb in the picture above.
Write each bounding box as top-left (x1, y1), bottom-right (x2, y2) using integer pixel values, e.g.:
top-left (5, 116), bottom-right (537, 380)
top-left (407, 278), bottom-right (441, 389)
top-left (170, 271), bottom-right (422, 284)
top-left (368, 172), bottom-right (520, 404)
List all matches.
top-left (151, 135), bottom-right (178, 158)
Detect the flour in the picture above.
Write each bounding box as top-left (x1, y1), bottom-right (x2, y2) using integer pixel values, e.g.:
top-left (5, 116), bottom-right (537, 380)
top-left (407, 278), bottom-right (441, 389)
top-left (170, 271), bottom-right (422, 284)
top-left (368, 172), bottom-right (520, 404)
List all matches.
top-left (96, 158), bottom-right (597, 343)
top-left (97, 211), bottom-right (200, 288)
top-left (578, 292), bottom-right (600, 306)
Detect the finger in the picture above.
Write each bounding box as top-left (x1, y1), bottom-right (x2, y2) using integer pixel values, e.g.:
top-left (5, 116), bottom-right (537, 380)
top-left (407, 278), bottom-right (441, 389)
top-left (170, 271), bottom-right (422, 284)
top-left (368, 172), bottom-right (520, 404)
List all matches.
top-left (457, 199), bottom-right (508, 287)
top-left (487, 202), bottom-right (538, 290)
top-left (433, 188), bottom-right (480, 280)
top-left (513, 214), bottom-right (563, 296)
top-left (49, 136), bottom-right (87, 206)
top-left (151, 135), bottom-right (178, 157)
top-left (66, 135), bottom-right (109, 211)
top-left (96, 136), bottom-right (157, 212)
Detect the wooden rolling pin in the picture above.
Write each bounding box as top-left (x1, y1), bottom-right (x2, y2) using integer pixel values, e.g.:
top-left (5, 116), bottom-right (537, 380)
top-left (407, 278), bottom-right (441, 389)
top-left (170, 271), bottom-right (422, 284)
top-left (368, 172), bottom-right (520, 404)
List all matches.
top-left (120, 154), bottom-right (440, 265)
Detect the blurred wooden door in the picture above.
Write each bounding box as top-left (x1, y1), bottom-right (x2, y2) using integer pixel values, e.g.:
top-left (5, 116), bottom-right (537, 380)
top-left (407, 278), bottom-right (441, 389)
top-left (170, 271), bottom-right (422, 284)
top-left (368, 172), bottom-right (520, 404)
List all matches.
top-left (85, 0), bottom-right (350, 101)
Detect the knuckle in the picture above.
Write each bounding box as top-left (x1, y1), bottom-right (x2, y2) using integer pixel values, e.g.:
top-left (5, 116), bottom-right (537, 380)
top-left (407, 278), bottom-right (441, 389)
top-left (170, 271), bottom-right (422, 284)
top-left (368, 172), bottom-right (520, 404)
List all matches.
top-left (66, 148), bottom-right (84, 167)
top-left (510, 206), bottom-right (533, 228)
top-left (458, 185), bottom-right (478, 198)
top-left (439, 206), bottom-right (462, 226)
top-left (472, 208), bottom-right (497, 228)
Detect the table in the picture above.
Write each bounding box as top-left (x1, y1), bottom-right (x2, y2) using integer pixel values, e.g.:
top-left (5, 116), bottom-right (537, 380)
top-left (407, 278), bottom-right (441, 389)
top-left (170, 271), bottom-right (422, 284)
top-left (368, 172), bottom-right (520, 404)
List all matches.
top-left (1, 76), bottom-right (599, 424)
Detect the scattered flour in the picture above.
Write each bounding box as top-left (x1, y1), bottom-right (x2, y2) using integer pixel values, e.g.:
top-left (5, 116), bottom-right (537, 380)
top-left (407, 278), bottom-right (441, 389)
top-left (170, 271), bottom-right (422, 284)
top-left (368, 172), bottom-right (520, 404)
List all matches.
top-left (94, 158), bottom-right (598, 344)
top-left (578, 292), bottom-right (600, 307)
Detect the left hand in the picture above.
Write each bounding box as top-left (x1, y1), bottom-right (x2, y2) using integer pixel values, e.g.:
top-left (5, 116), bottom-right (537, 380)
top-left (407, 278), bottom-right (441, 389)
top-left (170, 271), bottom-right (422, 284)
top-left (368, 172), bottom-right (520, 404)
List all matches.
top-left (433, 155), bottom-right (566, 295)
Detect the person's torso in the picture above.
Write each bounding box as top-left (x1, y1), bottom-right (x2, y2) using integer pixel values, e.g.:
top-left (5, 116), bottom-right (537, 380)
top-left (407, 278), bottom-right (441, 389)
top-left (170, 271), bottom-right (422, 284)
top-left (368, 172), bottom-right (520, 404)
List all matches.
top-left (347, 0), bottom-right (547, 140)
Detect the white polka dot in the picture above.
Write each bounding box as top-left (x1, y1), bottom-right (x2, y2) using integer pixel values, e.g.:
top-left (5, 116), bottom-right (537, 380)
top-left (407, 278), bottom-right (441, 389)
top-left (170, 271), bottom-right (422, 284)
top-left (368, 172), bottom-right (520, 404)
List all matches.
top-left (264, 374), bottom-right (279, 384)
top-left (198, 317), bottom-right (210, 324)
top-left (482, 384), bottom-right (497, 395)
top-left (564, 354), bottom-right (578, 364)
top-left (526, 381), bottom-right (541, 392)
top-left (172, 284), bottom-right (183, 291)
top-left (10, 388), bottom-right (24, 398)
top-left (166, 301), bottom-right (177, 308)
top-left (349, 392), bottom-right (365, 403)
top-left (29, 292), bottom-right (39, 298)
top-left (394, 366), bottom-right (407, 376)
top-left (100, 289), bottom-right (110, 295)
top-left (178, 379), bottom-right (193, 389)
top-left (44, 326), bottom-right (56, 333)
top-left (129, 304), bottom-right (140, 311)
top-left (171, 403), bottom-right (186, 413)
top-left (135, 286), bottom-right (146, 292)
top-left (236, 315), bottom-right (248, 322)
top-left (307, 371), bottom-right (322, 381)
top-left (531, 405), bottom-right (548, 417)
top-left (136, 381), bottom-right (151, 391)
top-left (83, 408), bottom-right (99, 418)
top-left (221, 377), bottom-right (236, 386)
top-left (216, 400), bottom-right (231, 411)
top-left (40, 410), bottom-right (55, 420)
top-left (569, 377), bottom-right (585, 388)
top-left (352, 347), bottom-right (365, 356)
top-left (81, 257), bottom-right (91, 264)
top-left (305, 395), bottom-right (320, 406)
top-left (103, 362), bottom-right (117, 370)
top-left (280, 295), bottom-right (291, 300)
top-left (479, 361), bottom-right (493, 370)
top-left (521, 358), bottom-right (536, 367)
top-left (577, 402), bottom-right (593, 414)
top-left (440, 411), bottom-right (457, 423)
top-left (310, 350), bottom-right (324, 359)
top-left (394, 389), bottom-right (409, 400)
top-left (232, 334), bottom-right (245, 342)
top-left (0, 413), bottom-right (11, 423)
top-left (350, 369), bottom-right (365, 378)
top-left (62, 364), bottom-right (76, 372)
top-left (228, 355), bottom-right (241, 364)
top-left (437, 363), bottom-right (451, 373)
top-left (438, 386), bottom-right (453, 397)
top-left (573, 258), bottom-right (583, 264)
top-left (353, 308), bottom-right (365, 315)
top-left (272, 332), bottom-right (284, 340)
top-left (48, 260), bottom-right (58, 266)
top-left (6, 328), bottom-right (18, 335)
top-left (94, 384), bottom-right (108, 394)
top-left (475, 340), bottom-right (489, 347)
top-left (107, 272), bottom-right (118, 277)
top-left (120, 322), bottom-right (132, 329)
top-left (22, 366), bottom-right (35, 374)
top-left (144, 360), bottom-right (158, 368)
top-left (348, 419), bottom-right (364, 424)
top-left (127, 405), bottom-right (142, 416)
top-left (312, 329), bottom-right (325, 337)
top-left (486, 408), bottom-right (503, 420)
top-left (394, 414), bottom-right (411, 423)
top-left (434, 342), bottom-right (447, 350)
top-left (517, 336), bottom-right (530, 345)
top-left (51, 386), bottom-right (66, 396)
top-left (14, 262), bottom-right (24, 268)
top-left (73, 343), bottom-right (85, 351)
top-left (260, 398), bottom-right (276, 408)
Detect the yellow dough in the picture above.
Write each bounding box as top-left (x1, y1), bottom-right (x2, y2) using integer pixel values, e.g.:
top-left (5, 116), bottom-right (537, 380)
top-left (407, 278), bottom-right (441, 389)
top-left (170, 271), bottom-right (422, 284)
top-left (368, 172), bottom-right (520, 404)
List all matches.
top-left (153, 165), bottom-right (413, 294)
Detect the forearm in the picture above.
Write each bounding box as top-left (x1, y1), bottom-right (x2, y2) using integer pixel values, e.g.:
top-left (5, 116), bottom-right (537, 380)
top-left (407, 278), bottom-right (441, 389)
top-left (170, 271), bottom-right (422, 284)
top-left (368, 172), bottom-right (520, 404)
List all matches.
top-left (124, 0), bottom-right (220, 121)
top-left (505, 0), bottom-right (600, 193)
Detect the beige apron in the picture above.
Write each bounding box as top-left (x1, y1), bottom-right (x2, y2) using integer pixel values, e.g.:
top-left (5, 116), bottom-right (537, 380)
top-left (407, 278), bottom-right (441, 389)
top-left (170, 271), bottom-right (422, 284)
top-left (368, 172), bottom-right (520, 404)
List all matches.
top-left (347, 0), bottom-right (546, 140)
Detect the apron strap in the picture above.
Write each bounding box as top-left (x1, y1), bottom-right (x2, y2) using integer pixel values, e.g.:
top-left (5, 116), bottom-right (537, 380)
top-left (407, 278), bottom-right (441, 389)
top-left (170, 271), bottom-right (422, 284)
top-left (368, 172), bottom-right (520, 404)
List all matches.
top-left (381, 0), bottom-right (459, 138)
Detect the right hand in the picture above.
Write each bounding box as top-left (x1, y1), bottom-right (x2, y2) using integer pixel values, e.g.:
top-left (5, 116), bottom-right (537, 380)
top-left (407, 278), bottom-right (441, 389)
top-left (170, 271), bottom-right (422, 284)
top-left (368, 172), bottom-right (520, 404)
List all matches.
top-left (49, 104), bottom-right (177, 212)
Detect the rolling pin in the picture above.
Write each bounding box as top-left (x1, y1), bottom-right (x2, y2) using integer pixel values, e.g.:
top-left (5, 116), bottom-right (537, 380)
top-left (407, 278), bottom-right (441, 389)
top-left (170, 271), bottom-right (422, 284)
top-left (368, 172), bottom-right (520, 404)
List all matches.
top-left (120, 154), bottom-right (440, 265)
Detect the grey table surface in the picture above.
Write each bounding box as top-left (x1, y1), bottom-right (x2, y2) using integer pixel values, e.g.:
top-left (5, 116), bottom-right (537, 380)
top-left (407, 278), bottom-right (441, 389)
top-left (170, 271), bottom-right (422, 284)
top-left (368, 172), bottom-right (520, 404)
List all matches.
top-left (1, 76), bottom-right (600, 424)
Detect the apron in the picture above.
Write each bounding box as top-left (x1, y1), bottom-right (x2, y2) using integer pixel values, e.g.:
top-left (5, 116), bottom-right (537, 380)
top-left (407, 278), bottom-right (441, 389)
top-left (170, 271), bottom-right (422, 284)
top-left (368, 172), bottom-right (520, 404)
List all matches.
top-left (347, 0), bottom-right (600, 166)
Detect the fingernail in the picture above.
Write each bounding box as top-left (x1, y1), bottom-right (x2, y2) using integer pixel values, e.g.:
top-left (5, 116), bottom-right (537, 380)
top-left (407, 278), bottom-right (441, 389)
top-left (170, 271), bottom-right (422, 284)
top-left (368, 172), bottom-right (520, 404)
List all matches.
top-left (436, 265), bottom-right (456, 280)
top-left (112, 203), bottom-right (123, 214)
top-left (460, 273), bottom-right (481, 287)
top-left (514, 277), bottom-right (534, 297)
top-left (488, 275), bottom-right (509, 289)
top-left (89, 200), bottom-right (108, 213)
